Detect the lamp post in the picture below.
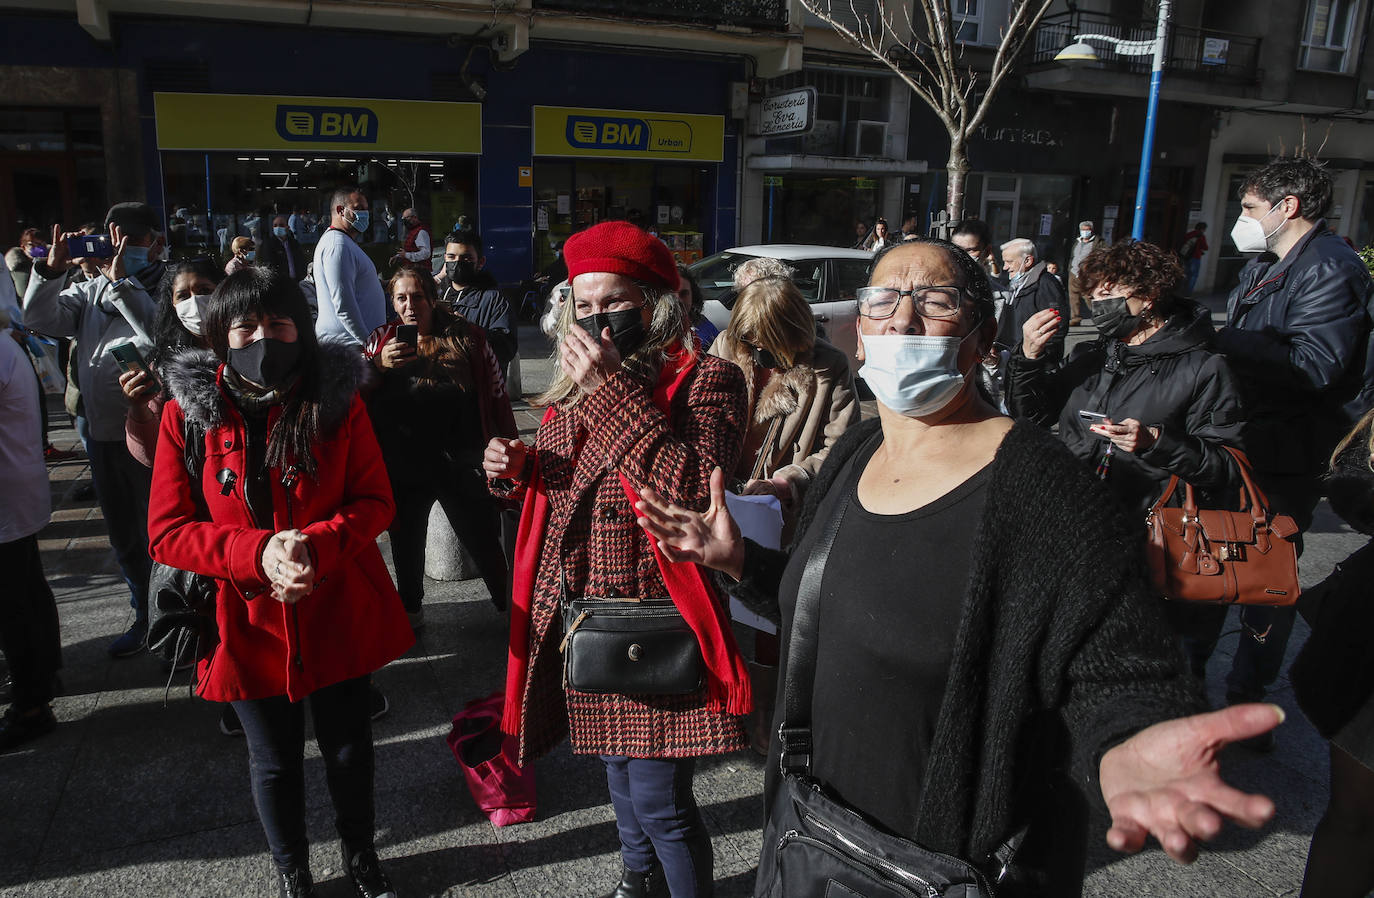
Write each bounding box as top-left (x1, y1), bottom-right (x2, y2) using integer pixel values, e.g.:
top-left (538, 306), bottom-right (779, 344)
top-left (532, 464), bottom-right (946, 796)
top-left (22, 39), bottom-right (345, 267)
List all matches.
top-left (1056, 0), bottom-right (1172, 241)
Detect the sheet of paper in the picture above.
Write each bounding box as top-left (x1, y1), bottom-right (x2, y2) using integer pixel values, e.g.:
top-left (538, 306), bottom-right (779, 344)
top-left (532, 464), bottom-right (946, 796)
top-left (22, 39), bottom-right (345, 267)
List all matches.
top-left (723, 491), bottom-right (783, 634)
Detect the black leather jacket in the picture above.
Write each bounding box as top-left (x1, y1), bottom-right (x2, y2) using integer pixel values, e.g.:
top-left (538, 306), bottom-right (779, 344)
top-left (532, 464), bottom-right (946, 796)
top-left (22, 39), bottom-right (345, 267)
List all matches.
top-left (1215, 221), bottom-right (1374, 476)
top-left (1008, 299), bottom-right (1245, 517)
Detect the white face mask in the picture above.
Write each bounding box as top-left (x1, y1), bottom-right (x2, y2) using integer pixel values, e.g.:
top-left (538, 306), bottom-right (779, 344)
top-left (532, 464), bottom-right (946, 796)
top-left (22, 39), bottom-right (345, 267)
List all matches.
top-left (174, 294), bottom-right (210, 337)
top-left (1230, 203), bottom-right (1286, 254)
top-left (858, 331), bottom-right (975, 418)
top-left (1080, 230), bottom-right (1093, 239)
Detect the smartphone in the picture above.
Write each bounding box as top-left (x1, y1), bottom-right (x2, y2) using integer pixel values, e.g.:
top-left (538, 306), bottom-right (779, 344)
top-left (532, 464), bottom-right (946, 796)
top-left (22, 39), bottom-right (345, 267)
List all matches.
top-left (66, 234), bottom-right (113, 259)
top-left (1078, 410), bottom-right (1108, 423)
top-left (109, 342), bottom-right (159, 392)
top-left (28, 245), bottom-right (47, 259)
top-left (395, 324), bottom-right (418, 346)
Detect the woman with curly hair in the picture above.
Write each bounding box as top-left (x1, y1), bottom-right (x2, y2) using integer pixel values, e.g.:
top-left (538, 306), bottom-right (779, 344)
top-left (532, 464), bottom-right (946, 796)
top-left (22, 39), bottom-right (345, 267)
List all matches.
top-left (1006, 240), bottom-right (1246, 667)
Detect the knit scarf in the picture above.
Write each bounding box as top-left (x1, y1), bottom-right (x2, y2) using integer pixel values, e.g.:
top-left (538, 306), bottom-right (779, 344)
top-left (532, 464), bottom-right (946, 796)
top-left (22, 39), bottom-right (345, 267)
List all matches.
top-left (502, 347), bottom-right (753, 735)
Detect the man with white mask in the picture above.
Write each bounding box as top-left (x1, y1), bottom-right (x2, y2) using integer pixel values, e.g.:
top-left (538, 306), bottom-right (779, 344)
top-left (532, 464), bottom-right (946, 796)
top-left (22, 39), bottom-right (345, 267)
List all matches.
top-left (1210, 156), bottom-right (1374, 750)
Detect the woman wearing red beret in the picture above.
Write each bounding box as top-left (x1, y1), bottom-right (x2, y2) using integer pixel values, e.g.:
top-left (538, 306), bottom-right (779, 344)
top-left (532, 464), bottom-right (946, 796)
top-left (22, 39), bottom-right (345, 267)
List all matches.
top-left (484, 221), bottom-right (752, 898)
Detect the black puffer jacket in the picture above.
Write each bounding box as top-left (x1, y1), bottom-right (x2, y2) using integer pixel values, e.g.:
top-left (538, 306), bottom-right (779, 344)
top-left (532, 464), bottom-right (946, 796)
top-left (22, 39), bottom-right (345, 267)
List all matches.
top-left (997, 260), bottom-right (1070, 365)
top-left (1215, 221), bottom-right (1373, 477)
top-left (1008, 299), bottom-right (1245, 518)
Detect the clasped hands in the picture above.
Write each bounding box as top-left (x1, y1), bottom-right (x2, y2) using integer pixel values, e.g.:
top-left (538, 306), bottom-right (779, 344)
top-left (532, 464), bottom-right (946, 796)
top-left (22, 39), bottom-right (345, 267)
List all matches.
top-left (632, 467), bottom-right (1281, 864)
top-left (260, 530), bottom-right (314, 604)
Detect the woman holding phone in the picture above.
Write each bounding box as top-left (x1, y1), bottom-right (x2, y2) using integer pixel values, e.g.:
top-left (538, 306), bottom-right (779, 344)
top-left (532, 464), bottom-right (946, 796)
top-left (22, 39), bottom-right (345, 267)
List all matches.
top-left (147, 267), bottom-right (413, 898)
top-left (364, 267), bottom-right (517, 627)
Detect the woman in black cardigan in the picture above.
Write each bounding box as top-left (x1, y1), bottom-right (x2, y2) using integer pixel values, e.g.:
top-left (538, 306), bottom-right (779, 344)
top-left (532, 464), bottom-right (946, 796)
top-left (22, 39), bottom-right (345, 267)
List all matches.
top-left (636, 239), bottom-right (1282, 895)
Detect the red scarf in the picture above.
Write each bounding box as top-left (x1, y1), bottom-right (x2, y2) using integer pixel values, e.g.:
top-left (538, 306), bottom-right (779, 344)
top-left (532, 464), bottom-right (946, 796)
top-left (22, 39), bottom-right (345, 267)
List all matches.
top-left (502, 348), bottom-right (752, 735)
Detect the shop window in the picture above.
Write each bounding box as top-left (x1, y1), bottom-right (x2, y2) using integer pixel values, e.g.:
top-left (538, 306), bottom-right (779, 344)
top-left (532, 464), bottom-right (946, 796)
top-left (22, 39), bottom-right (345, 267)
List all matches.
top-left (955, 0), bottom-right (982, 44)
top-left (1300, 0), bottom-right (1362, 73)
top-left (0, 107), bottom-right (105, 247)
top-left (762, 174), bottom-right (880, 246)
top-left (764, 72), bottom-right (891, 157)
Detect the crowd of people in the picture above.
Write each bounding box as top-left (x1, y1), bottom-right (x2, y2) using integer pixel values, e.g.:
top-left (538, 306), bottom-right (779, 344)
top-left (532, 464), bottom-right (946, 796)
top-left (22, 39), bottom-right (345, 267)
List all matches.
top-left (2, 155), bottom-right (1373, 898)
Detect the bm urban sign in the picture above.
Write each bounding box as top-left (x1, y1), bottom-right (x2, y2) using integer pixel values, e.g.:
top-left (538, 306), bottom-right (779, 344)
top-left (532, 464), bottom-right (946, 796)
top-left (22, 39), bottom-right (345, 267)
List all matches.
top-left (533, 106), bottom-right (725, 162)
top-left (275, 105), bottom-right (378, 143)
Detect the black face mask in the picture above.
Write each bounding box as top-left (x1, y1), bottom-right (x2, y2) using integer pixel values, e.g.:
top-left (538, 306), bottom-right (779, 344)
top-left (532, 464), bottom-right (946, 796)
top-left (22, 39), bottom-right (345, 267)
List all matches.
top-left (228, 337), bottom-right (301, 389)
top-left (576, 308), bottom-right (647, 358)
top-left (1089, 295), bottom-right (1142, 340)
top-left (445, 259), bottom-right (477, 284)
top-left (750, 345), bottom-right (781, 369)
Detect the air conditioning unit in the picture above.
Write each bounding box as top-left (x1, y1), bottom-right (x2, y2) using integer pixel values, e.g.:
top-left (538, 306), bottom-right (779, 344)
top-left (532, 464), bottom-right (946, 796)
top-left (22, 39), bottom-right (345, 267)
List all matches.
top-left (845, 120), bottom-right (887, 157)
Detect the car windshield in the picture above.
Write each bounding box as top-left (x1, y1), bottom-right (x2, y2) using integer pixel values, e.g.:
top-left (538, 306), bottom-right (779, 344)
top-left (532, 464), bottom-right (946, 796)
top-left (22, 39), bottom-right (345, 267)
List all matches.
top-left (688, 252), bottom-right (822, 303)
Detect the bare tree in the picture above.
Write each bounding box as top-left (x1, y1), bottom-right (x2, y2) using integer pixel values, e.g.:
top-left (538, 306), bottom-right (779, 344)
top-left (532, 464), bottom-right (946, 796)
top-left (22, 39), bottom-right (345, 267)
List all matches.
top-left (799, 0), bottom-right (1055, 224)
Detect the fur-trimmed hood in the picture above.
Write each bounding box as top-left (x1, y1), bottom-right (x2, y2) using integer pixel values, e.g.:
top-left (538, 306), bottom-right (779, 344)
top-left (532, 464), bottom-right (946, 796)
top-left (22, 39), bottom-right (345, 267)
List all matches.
top-left (713, 331), bottom-right (819, 425)
top-left (160, 337), bottom-right (370, 433)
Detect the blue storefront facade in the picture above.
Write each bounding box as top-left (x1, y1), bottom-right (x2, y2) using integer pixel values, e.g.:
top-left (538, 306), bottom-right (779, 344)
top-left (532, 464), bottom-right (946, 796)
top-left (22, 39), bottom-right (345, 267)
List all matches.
top-left (0, 14), bottom-right (746, 284)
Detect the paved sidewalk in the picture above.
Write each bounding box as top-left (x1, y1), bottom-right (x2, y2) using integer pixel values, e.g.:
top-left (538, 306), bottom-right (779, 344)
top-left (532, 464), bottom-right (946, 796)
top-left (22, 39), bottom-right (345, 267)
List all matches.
top-left (1, 322), bottom-right (1358, 897)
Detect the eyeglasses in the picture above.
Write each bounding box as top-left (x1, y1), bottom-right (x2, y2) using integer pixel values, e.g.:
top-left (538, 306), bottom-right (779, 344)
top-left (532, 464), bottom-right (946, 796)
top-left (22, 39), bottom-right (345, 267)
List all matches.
top-left (856, 285), bottom-right (964, 320)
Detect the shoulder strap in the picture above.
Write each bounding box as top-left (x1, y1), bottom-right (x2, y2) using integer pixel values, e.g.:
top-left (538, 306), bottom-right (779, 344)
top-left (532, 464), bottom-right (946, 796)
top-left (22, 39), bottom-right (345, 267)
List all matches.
top-left (777, 488), bottom-right (852, 775)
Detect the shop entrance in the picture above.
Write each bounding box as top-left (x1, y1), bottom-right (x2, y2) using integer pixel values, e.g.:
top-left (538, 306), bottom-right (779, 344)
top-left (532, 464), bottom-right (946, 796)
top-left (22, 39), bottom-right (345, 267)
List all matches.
top-left (761, 174), bottom-right (879, 247)
top-left (532, 161), bottom-right (711, 274)
top-left (0, 107), bottom-right (107, 247)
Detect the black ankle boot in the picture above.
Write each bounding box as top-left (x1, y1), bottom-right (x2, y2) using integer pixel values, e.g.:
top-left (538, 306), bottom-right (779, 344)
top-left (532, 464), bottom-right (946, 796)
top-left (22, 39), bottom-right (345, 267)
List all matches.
top-left (278, 867), bottom-right (315, 898)
top-left (602, 863), bottom-right (666, 898)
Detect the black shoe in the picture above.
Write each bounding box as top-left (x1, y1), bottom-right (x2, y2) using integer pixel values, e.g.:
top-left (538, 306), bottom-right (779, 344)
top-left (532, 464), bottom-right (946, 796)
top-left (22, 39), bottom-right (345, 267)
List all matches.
top-left (370, 686), bottom-right (389, 722)
top-left (602, 863), bottom-right (667, 898)
top-left (0, 705), bottom-right (57, 753)
top-left (73, 482), bottom-right (96, 501)
top-left (108, 620), bottom-right (148, 658)
top-left (342, 844), bottom-right (396, 898)
top-left (219, 704), bottom-right (244, 737)
top-left (278, 867), bottom-right (315, 898)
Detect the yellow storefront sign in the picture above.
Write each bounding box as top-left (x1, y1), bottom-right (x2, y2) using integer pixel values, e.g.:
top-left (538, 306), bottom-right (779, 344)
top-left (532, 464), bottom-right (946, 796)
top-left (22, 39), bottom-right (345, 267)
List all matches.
top-left (533, 106), bottom-right (724, 162)
top-left (154, 93), bottom-right (482, 154)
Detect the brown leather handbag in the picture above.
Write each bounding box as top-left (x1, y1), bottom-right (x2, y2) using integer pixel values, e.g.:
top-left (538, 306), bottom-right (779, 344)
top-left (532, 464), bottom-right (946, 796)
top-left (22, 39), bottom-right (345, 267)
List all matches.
top-left (1145, 448), bottom-right (1301, 606)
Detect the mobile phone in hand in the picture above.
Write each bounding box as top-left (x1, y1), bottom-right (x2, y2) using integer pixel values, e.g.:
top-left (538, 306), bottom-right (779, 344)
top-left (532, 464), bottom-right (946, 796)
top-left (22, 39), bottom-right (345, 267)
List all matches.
top-left (109, 341), bottom-right (159, 392)
top-left (396, 324), bottom-right (418, 345)
top-left (66, 233), bottom-right (114, 259)
top-left (1078, 410), bottom-right (1108, 423)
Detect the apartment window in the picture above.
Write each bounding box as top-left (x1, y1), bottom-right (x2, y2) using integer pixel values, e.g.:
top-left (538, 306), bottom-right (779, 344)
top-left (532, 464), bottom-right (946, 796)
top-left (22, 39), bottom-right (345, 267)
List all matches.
top-left (1300, 0), bottom-right (1361, 73)
top-left (955, 0), bottom-right (982, 44)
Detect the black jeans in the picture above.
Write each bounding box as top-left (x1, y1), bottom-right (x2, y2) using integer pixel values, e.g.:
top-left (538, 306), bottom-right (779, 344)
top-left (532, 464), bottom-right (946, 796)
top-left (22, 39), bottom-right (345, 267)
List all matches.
top-left (85, 438), bottom-right (153, 619)
top-left (389, 469), bottom-right (509, 612)
top-left (0, 535), bottom-right (62, 711)
top-left (231, 675), bottom-right (375, 873)
top-left (602, 755), bottom-right (713, 898)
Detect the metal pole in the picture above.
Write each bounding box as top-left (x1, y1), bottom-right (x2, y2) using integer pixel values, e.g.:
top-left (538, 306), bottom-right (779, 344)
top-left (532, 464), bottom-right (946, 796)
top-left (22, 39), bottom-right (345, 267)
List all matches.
top-left (1130, 0), bottom-right (1170, 242)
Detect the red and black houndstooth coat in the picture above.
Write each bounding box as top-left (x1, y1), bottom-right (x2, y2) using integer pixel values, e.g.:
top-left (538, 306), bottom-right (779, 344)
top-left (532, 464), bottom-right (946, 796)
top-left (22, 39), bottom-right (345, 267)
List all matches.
top-left (495, 353), bottom-right (750, 763)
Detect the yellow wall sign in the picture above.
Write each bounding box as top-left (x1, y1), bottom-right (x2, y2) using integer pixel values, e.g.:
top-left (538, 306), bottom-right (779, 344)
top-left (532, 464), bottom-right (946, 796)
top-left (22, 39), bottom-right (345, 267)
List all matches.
top-left (154, 93), bottom-right (482, 154)
top-left (532, 106), bottom-right (724, 162)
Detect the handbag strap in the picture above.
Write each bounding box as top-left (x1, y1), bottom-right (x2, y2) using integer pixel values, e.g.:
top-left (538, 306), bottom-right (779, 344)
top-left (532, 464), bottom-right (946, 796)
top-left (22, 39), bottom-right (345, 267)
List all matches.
top-left (778, 489), bottom-right (852, 776)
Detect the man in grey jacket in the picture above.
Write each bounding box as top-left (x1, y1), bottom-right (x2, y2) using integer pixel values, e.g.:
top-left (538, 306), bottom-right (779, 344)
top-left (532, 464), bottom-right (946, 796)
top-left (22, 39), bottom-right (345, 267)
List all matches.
top-left (24, 203), bottom-right (164, 657)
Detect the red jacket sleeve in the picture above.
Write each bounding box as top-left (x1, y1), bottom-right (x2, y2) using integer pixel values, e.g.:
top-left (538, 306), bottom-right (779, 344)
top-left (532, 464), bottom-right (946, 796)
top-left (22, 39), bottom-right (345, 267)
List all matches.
top-left (147, 400), bottom-right (273, 597)
top-left (297, 395), bottom-right (397, 578)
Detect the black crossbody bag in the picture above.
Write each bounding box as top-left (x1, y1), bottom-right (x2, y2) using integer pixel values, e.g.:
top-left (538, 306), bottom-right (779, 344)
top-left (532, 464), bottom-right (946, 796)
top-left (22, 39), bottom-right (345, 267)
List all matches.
top-left (755, 491), bottom-right (1018, 898)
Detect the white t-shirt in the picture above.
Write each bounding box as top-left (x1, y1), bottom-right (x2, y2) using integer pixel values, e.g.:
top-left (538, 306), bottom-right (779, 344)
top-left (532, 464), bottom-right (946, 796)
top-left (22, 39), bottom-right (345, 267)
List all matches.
top-left (0, 334), bottom-right (51, 543)
top-left (313, 227), bottom-right (387, 347)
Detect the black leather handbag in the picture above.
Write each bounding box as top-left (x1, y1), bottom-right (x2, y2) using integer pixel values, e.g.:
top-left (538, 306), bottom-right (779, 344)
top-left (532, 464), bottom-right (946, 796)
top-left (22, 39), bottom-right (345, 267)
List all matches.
top-left (560, 595), bottom-right (704, 696)
top-left (145, 416), bottom-right (220, 665)
top-left (756, 491), bottom-right (1012, 898)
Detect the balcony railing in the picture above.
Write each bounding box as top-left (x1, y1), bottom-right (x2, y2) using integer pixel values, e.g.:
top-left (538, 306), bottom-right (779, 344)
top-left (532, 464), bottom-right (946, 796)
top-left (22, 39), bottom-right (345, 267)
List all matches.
top-left (1027, 11), bottom-right (1261, 84)
top-left (532, 0), bottom-right (790, 31)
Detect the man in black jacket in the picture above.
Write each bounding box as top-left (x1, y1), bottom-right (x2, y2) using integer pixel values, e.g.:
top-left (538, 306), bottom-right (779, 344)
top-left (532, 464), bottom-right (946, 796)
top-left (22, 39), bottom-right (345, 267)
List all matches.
top-left (998, 237), bottom-right (1069, 366)
top-left (260, 214), bottom-right (306, 281)
top-left (436, 229), bottom-right (515, 371)
top-left (1213, 157), bottom-right (1374, 736)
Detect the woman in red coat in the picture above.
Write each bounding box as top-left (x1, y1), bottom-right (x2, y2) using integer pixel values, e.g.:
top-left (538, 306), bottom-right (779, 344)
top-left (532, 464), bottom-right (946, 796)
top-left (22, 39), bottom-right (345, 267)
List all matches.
top-left (484, 222), bottom-right (752, 898)
top-left (147, 268), bottom-right (413, 898)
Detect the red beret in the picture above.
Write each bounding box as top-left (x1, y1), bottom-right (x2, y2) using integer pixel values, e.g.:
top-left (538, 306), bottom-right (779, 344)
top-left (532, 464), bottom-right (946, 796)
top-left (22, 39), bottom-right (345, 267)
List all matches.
top-left (564, 221), bottom-right (678, 290)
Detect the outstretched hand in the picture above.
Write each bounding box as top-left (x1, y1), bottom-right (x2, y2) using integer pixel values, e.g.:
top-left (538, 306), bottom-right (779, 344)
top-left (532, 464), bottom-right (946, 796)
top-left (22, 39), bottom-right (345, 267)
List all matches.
top-left (1100, 703), bottom-right (1282, 863)
top-left (635, 467), bottom-right (744, 579)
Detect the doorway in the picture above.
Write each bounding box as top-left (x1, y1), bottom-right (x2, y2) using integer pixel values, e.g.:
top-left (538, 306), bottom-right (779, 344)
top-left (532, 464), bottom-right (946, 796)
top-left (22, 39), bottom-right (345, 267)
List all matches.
top-left (981, 175), bottom-right (1019, 248)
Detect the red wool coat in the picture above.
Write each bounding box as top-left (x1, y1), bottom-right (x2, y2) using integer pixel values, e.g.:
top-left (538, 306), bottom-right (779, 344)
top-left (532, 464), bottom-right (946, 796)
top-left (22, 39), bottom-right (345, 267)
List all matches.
top-left (495, 354), bottom-right (751, 762)
top-left (147, 348), bottom-right (413, 703)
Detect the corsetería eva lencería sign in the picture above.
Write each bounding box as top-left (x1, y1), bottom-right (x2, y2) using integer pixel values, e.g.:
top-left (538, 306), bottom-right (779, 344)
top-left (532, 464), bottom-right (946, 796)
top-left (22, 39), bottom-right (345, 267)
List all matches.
top-left (758, 87), bottom-right (816, 138)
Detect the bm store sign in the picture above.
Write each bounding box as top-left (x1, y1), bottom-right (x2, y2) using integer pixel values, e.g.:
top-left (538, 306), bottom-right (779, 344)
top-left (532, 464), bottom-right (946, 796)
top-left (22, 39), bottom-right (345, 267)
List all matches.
top-left (154, 93), bottom-right (482, 154)
top-left (534, 106), bottom-right (724, 162)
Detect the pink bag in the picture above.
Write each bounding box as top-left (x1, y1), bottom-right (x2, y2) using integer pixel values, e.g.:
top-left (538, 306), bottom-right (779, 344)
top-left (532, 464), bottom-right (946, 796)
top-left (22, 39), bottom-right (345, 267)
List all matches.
top-left (446, 691), bottom-right (536, 826)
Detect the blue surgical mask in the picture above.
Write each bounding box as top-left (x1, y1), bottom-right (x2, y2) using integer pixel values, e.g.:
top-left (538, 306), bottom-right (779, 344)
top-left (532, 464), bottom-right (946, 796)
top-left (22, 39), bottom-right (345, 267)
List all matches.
top-left (272, 226), bottom-right (288, 239)
top-left (122, 246), bottom-right (151, 277)
top-left (347, 208), bottom-right (370, 234)
top-left (858, 331), bottom-right (975, 417)
top-left (244, 251), bottom-right (257, 262)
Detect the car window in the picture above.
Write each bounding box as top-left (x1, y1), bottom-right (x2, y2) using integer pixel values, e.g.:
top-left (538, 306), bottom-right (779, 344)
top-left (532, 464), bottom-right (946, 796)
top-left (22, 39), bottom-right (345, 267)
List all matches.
top-left (831, 259), bottom-right (872, 302)
top-left (788, 260), bottom-right (824, 303)
top-left (688, 252), bottom-right (755, 299)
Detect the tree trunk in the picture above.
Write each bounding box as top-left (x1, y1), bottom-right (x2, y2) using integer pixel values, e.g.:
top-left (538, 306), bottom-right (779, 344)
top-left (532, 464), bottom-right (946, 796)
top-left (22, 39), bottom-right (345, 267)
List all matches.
top-left (945, 141), bottom-right (970, 224)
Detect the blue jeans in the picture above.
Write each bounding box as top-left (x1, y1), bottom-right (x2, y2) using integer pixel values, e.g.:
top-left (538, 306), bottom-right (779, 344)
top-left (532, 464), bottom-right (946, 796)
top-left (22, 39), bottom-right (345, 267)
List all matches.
top-left (232, 675), bottom-right (375, 873)
top-left (85, 438), bottom-right (152, 620)
top-left (602, 755), bottom-right (713, 898)
top-left (1185, 257), bottom-right (1201, 293)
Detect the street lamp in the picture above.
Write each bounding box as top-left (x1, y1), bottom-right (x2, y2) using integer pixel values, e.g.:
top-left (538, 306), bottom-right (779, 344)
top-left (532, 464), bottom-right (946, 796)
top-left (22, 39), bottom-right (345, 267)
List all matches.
top-left (1055, 0), bottom-right (1172, 241)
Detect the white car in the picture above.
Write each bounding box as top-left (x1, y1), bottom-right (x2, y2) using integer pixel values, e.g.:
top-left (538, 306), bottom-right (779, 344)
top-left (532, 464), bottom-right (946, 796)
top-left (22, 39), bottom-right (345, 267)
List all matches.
top-left (689, 244), bottom-right (874, 367)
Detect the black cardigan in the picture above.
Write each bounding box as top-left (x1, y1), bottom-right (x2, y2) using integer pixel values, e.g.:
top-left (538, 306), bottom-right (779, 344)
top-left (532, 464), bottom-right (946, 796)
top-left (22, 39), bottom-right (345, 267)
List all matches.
top-left (731, 417), bottom-right (1202, 885)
